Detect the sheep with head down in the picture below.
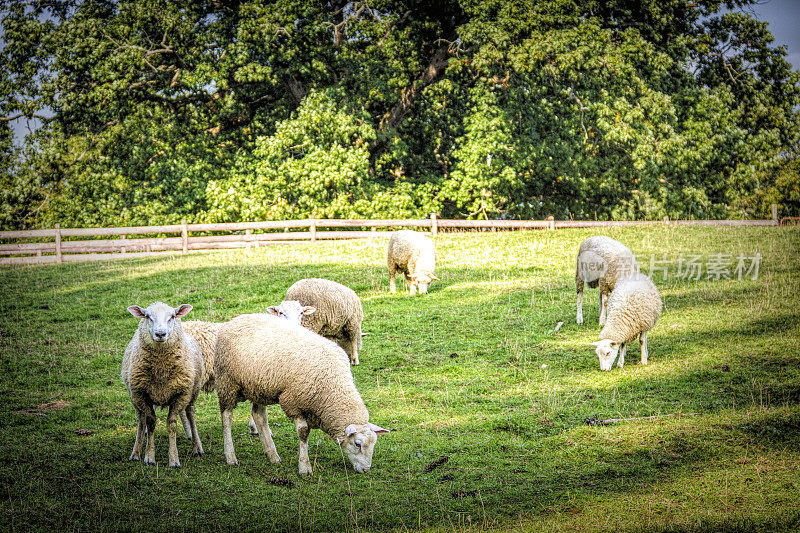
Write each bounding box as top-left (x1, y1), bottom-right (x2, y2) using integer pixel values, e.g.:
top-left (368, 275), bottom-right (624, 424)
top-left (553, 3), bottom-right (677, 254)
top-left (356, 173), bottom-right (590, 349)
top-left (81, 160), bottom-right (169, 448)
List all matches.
top-left (387, 230), bottom-right (439, 295)
top-left (214, 313), bottom-right (389, 474)
top-left (590, 274), bottom-right (662, 371)
top-left (575, 235), bottom-right (639, 325)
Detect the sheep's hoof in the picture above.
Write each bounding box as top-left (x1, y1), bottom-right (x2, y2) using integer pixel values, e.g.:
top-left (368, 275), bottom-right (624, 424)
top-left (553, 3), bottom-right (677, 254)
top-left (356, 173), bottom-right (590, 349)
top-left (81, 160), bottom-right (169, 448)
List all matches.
top-left (143, 458), bottom-right (156, 465)
top-left (128, 455), bottom-right (140, 462)
top-left (226, 458), bottom-right (239, 466)
top-left (268, 455), bottom-right (281, 464)
top-left (298, 467), bottom-right (312, 476)
top-left (192, 450), bottom-right (204, 457)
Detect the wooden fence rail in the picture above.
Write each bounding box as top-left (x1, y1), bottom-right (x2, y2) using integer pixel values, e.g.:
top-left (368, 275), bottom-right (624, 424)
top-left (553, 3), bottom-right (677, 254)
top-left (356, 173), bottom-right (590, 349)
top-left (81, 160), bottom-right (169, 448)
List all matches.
top-left (0, 209), bottom-right (782, 266)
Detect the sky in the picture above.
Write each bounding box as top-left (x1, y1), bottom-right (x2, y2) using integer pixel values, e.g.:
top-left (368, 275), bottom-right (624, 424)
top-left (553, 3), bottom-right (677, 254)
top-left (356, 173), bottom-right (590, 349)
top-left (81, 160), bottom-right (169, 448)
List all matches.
top-left (8, 1), bottom-right (800, 146)
top-left (746, 0), bottom-right (800, 68)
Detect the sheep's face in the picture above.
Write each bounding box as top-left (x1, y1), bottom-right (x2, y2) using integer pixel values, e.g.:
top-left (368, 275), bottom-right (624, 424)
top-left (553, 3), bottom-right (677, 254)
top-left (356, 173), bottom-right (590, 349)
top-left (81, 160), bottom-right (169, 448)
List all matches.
top-left (341, 423), bottom-right (390, 473)
top-left (410, 272), bottom-right (439, 294)
top-left (128, 302), bottom-right (193, 344)
top-left (267, 300), bottom-right (316, 326)
top-left (591, 339), bottom-right (620, 371)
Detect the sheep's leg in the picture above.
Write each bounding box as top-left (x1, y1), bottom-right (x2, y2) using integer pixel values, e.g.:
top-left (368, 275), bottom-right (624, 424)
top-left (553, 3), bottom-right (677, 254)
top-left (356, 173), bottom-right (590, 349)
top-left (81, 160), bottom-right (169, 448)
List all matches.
top-left (576, 277), bottom-right (584, 324)
top-left (220, 408), bottom-right (239, 466)
top-left (129, 410), bottom-right (146, 461)
top-left (143, 405), bottom-right (157, 465)
top-left (617, 343), bottom-right (626, 368)
top-left (180, 410), bottom-right (192, 439)
top-left (407, 275), bottom-right (417, 296)
top-left (294, 417), bottom-right (312, 475)
top-left (640, 332), bottom-right (648, 365)
top-left (184, 403), bottom-right (204, 457)
top-left (251, 404), bottom-right (281, 463)
top-left (388, 262), bottom-right (397, 293)
top-left (248, 414), bottom-right (259, 435)
top-left (599, 292), bottom-right (607, 326)
top-left (166, 405), bottom-right (181, 468)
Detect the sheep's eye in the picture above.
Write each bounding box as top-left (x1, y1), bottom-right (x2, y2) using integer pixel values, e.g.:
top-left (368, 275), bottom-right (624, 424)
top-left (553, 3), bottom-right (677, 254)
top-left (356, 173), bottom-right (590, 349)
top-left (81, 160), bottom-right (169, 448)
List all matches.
top-left (354, 441), bottom-right (362, 450)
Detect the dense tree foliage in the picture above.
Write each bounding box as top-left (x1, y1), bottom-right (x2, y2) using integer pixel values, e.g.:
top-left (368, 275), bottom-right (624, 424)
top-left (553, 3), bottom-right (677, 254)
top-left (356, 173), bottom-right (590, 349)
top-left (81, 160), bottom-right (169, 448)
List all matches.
top-left (1, 0), bottom-right (799, 228)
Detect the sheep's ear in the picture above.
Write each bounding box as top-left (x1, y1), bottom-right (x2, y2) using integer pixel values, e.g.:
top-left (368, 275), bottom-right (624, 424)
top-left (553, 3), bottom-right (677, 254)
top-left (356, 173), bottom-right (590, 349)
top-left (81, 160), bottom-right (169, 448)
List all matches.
top-left (128, 306), bottom-right (147, 319)
top-left (608, 341), bottom-right (618, 347)
top-left (266, 306), bottom-right (280, 316)
top-left (174, 304), bottom-right (193, 318)
top-left (589, 341), bottom-right (602, 347)
top-left (430, 274), bottom-right (440, 281)
top-left (368, 423), bottom-right (390, 435)
top-left (302, 306), bottom-right (317, 316)
top-left (345, 424), bottom-right (358, 437)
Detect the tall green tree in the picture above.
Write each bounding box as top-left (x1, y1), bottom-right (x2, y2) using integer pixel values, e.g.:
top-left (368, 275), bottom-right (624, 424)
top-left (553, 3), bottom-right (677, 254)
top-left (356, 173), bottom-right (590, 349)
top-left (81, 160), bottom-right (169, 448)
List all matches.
top-left (1, 0), bottom-right (798, 228)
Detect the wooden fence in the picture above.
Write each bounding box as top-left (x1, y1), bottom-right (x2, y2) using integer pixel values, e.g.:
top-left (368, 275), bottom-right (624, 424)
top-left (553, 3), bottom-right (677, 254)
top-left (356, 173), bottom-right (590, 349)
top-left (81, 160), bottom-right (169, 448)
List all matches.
top-left (0, 209), bottom-right (782, 266)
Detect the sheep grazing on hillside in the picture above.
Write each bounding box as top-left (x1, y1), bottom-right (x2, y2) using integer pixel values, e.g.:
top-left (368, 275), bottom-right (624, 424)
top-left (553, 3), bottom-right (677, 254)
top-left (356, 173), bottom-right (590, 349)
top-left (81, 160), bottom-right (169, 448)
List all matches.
top-left (214, 313), bottom-right (389, 474)
top-left (182, 319), bottom-right (272, 437)
top-left (121, 302), bottom-right (204, 467)
top-left (575, 236), bottom-right (639, 325)
top-left (387, 230), bottom-right (439, 295)
top-left (590, 274), bottom-right (662, 371)
top-left (270, 278), bottom-right (363, 365)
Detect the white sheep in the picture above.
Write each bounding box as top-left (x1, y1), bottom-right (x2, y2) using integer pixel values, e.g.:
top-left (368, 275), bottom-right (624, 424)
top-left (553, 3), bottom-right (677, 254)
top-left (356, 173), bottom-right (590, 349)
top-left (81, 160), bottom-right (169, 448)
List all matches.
top-left (575, 236), bottom-right (639, 325)
top-left (266, 300), bottom-right (317, 327)
top-left (270, 278), bottom-right (363, 365)
top-left (387, 229), bottom-right (439, 295)
top-left (590, 274), bottom-right (662, 371)
top-left (121, 302), bottom-right (204, 467)
top-left (214, 313), bottom-right (389, 474)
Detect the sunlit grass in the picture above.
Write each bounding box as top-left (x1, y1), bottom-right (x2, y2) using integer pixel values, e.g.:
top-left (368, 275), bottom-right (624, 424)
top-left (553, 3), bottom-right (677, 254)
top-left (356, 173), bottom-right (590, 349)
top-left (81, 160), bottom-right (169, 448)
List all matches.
top-left (0, 226), bottom-right (798, 531)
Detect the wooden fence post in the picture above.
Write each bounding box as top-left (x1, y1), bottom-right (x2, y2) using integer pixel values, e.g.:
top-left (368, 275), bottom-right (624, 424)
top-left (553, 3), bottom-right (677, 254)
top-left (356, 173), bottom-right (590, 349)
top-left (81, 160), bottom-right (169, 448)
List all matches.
top-left (663, 216), bottom-right (670, 225)
top-left (309, 218), bottom-right (317, 242)
top-left (431, 213), bottom-right (438, 236)
top-left (245, 228), bottom-right (252, 251)
top-left (547, 216), bottom-right (555, 230)
top-left (771, 204), bottom-right (778, 224)
top-left (54, 223), bottom-right (62, 263)
top-left (181, 219), bottom-right (188, 254)
top-left (120, 234), bottom-right (126, 254)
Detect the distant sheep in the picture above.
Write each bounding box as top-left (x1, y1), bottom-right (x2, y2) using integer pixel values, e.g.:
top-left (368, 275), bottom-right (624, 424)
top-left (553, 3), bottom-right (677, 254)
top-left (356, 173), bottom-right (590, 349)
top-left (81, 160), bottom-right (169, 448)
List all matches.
top-left (270, 278), bottom-right (363, 365)
top-left (590, 274), bottom-right (662, 371)
top-left (121, 302), bottom-right (204, 467)
top-left (575, 236), bottom-right (639, 325)
top-left (214, 313), bottom-right (389, 474)
top-left (387, 230), bottom-right (439, 295)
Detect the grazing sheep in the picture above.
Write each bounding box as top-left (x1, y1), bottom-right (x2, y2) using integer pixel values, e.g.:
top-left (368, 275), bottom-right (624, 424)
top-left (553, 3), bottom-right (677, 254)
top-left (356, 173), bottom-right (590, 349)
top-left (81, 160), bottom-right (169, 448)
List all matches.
top-left (271, 278), bottom-right (363, 365)
top-left (121, 302), bottom-right (204, 467)
top-left (575, 236), bottom-right (639, 325)
top-left (590, 274), bottom-right (662, 371)
top-left (387, 229), bottom-right (439, 295)
top-left (182, 319), bottom-right (269, 437)
top-left (214, 313), bottom-right (389, 474)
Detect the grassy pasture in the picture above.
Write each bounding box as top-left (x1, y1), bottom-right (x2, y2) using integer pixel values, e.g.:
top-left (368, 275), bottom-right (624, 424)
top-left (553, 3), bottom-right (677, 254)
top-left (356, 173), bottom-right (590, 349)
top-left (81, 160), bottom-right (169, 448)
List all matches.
top-left (0, 226), bottom-right (798, 532)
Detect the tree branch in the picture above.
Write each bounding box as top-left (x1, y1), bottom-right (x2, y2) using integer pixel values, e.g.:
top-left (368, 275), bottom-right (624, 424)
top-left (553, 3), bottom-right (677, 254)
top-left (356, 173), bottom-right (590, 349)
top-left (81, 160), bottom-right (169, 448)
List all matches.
top-left (377, 40), bottom-right (452, 135)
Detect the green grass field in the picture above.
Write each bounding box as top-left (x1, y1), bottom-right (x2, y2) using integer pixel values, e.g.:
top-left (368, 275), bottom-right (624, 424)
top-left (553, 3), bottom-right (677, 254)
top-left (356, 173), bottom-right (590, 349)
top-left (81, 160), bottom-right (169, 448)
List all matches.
top-left (1, 226), bottom-right (799, 532)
